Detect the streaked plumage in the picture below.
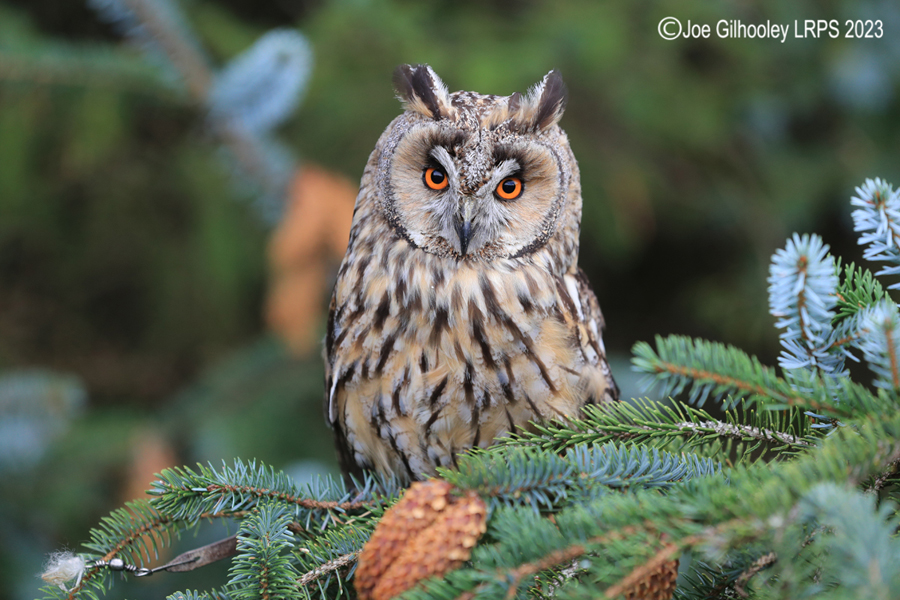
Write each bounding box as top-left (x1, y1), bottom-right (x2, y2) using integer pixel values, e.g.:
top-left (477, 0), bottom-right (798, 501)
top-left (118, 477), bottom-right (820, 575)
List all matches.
top-left (325, 65), bottom-right (618, 481)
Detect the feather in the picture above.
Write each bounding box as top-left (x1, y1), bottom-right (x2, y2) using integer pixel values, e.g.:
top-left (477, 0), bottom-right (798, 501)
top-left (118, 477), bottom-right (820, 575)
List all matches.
top-left (392, 64), bottom-right (455, 120)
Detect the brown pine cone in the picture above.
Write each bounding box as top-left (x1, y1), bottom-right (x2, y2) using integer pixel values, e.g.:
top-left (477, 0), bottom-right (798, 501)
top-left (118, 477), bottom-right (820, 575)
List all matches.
top-left (355, 480), bottom-right (487, 600)
top-left (622, 557), bottom-right (679, 600)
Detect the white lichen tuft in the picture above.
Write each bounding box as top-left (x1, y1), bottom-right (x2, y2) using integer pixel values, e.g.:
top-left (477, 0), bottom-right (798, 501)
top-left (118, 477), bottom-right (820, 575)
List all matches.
top-left (41, 551), bottom-right (86, 592)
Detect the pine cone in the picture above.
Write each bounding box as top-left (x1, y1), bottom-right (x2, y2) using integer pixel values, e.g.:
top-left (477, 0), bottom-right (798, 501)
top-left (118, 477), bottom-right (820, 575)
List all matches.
top-left (355, 480), bottom-right (487, 600)
top-left (622, 557), bottom-right (679, 600)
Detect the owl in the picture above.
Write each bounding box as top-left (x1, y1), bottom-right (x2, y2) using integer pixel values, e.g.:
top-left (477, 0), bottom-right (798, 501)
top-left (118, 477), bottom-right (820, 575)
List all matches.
top-left (325, 65), bottom-right (618, 482)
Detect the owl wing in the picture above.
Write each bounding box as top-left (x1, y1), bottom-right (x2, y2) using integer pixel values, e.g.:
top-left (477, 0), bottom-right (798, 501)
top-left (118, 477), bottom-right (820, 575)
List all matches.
top-left (566, 268), bottom-right (619, 404)
top-left (323, 294), bottom-right (367, 482)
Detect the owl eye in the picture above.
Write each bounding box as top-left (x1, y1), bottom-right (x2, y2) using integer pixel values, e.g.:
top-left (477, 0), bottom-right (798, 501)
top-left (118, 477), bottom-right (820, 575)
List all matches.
top-left (423, 167), bottom-right (449, 190)
top-left (495, 177), bottom-right (523, 200)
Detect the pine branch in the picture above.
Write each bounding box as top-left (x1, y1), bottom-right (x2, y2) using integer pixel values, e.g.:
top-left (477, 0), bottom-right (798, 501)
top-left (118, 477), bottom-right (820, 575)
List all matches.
top-left (437, 443), bottom-right (716, 512)
top-left (856, 301), bottom-right (900, 390)
top-left (208, 29), bottom-right (312, 134)
top-left (89, 0), bottom-right (210, 97)
top-left (228, 501), bottom-right (300, 600)
top-left (149, 459), bottom-right (398, 531)
top-left (834, 261), bottom-right (887, 324)
top-left (438, 447), bottom-right (574, 511)
top-left (167, 589), bottom-right (234, 600)
top-left (565, 443), bottom-right (718, 490)
top-left (852, 177), bottom-right (900, 289)
top-left (38, 500), bottom-right (244, 600)
top-left (399, 411), bottom-right (900, 600)
top-left (632, 334), bottom-right (896, 419)
top-left (505, 398), bottom-right (815, 462)
top-left (768, 233), bottom-right (844, 378)
top-left (295, 520), bottom-right (377, 598)
top-left (297, 552), bottom-right (359, 589)
top-left (674, 551), bottom-right (769, 600)
top-left (87, 0), bottom-right (308, 223)
top-left (0, 45), bottom-right (181, 98)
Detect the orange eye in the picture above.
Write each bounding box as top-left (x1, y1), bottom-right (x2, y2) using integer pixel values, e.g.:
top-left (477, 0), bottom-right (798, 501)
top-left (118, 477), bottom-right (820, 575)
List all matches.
top-left (423, 167), bottom-right (449, 190)
top-left (496, 177), bottom-right (523, 200)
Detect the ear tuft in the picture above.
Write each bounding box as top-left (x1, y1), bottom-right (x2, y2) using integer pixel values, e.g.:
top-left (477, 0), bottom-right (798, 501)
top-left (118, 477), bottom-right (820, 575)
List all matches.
top-left (510, 70), bottom-right (568, 132)
top-left (532, 70), bottom-right (567, 130)
top-left (392, 64), bottom-right (454, 120)
top-left (507, 91), bottom-right (522, 115)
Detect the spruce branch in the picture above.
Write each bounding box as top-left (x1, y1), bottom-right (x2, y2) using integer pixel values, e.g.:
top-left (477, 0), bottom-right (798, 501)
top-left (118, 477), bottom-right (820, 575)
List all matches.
top-left (168, 589), bottom-right (234, 600)
top-left (767, 233), bottom-right (844, 378)
top-left (295, 520), bottom-right (377, 598)
top-left (208, 30), bottom-right (312, 135)
top-left (602, 539), bottom-right (684, 599)
top-left (856, 301), bottom-right (900, 390)
top-left (44, 403), bottom-right (900, 600)
top-left (632, 334), bottom-right (859, 417)
top-left (297, 552), bottom-right (359, 593)
top-left (400, 411), bottom-right (900, 600)
top-left (834, 261), bottom-right (887, 324)
top-left (0, 45), bottom-right (181, 98)
top-left (865, 459), bottom-right (900, 494)
top-left (506, 398), bottom-right (815, 461)
top-left (228, 501), bottom-right (300, 600)
top-left (437, 447), bottom-right (574, 511)
top-left (438, 443), bottom-right (716, 512)
top-left (674, 551), bottom-right (770, 600)
top-left (732, 552), bottom-right (777, 598)
top-left (87, 0), bottom-right (311, 223)
top-left (38, 501), bottom-right (242, 600)
top-left (790, 482), bottom-right (900, 594)
top-left (89, 0), bottom-right (209, 96)
top-left (149, 459), bottom-right (398, 530)
top-left (565, 443), bottom-right (718, 490)
top-left (852, 177), bottom-right (900, 289)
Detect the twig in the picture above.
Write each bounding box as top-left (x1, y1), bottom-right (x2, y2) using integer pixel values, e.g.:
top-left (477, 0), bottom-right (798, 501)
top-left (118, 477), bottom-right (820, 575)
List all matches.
top-left (203, 483), bottom-right (378, 511)
top-left (64, 508), bottom-right (244, 600)
top-left (674, 420), bottom-right (812, 448)
top-left (734, 552), bottom-right (777, 598)
top-left (652, 361), bottom-right (851, 418)
top-left (297, 551), bottom-right (360, 589)
top-left (119, 0), bottom-right (211, 101)
top-left (603, 540), bottom-right (686, 599)
top-left (115, 0), bottom-right (289, 200)
top-left (504, 543), bottom-right (588, 600)
top-left (886, 323), bottom-right (900, 389)
top-left (865, 458), bottom-right (900, 494)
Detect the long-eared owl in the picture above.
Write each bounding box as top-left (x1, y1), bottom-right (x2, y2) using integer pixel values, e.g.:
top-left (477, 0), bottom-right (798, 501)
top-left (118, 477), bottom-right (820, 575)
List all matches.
top-left (325, 65), bottom-right (618, 482)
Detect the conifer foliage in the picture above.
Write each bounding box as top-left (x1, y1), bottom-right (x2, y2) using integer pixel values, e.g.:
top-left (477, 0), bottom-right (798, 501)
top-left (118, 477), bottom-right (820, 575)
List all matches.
top-left (83, 0), bottom-right (312, 223)
top-left (38, 180), bottom-right (900, 599)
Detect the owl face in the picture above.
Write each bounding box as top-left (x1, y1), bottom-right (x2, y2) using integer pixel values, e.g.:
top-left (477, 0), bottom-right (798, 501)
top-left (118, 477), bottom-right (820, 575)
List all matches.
top-left (376, 65), bottom-right (574, 261)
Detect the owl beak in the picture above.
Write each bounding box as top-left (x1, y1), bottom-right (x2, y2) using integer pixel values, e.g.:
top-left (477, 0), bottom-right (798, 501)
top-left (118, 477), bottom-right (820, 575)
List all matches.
top-left (456, 202), bottom-right (475, 255)
top-left (456, 219), bottom-right (473, 255)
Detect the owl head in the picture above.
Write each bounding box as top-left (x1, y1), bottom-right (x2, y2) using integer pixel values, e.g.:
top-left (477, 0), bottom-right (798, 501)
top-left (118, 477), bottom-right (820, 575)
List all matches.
top-left (373, 64), bottom-right (580, 263)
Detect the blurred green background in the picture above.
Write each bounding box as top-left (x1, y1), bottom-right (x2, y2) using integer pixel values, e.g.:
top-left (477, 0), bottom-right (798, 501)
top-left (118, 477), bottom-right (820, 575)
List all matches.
top-left (1, 0), bottom-right (899, 597)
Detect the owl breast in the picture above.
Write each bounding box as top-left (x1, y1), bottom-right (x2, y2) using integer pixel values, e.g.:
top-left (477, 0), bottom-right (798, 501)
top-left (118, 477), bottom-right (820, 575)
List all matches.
top-left (326, 211), bottom-right (615, 481)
